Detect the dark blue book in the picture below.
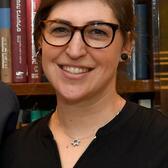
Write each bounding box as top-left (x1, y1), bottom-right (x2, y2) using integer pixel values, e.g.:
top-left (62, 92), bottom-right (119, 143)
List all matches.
top-left (135, 4), bottom-right (150, 80)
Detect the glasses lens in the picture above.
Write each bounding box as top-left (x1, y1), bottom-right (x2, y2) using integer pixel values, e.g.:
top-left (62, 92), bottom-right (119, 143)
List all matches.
top-left (84, 24), bottom-right (113, 48)
top-left (43, 21), bottom-right (72, 46)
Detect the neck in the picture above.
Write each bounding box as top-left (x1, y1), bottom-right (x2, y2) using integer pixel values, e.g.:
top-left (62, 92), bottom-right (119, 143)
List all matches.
top-left (50, 92), bottom-right (125, 138)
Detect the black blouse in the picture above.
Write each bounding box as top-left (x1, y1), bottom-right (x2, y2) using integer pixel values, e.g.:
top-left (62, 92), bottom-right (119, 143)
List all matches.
top-left (1, 101), bottom-right (168, 168)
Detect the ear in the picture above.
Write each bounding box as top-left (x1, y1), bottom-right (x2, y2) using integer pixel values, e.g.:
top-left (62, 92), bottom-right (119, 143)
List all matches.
top-left (120, 32), bottom-right (134, 61)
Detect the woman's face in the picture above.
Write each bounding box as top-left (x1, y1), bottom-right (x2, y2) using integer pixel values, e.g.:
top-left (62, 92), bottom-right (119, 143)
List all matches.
top-left (41, 0), bottom-right (127, 103)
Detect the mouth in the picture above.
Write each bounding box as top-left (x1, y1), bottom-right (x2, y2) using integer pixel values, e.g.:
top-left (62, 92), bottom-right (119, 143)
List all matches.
top-left (58, 65), bottom-right (94, 75)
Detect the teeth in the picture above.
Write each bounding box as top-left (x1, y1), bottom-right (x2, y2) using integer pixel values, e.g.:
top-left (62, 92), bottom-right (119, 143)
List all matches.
top-left (62, 66), bottom-right (89, 74)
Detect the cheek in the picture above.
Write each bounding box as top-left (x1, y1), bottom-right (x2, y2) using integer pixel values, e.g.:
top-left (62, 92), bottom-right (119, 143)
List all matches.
top-left (91, 46), bottom-right (122, 69)
top-left (41, 43), bottom-right (62, 65)
top-left (41, 47), bottom-right (50, 73)
top-left (41, 47), bottom-right (58, 85)
top-left (90, 33), bottom-right (124, 66)
top-left (105, 41), bottom-right (124, 67)
top-left (41, 44), bottom-right (56, 77)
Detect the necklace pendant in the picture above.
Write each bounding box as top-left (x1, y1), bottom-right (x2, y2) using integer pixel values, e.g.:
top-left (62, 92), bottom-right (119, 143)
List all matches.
top-left (71, 139), bottom-right (80, 147)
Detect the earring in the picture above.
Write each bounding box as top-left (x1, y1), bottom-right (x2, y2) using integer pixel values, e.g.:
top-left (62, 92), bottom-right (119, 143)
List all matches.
top-left (121, 53), bottom-right (129, 61)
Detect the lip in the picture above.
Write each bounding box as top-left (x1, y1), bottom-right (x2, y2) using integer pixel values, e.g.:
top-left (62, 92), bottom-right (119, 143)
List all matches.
top-left (58, 64), bottom-right (94, 80)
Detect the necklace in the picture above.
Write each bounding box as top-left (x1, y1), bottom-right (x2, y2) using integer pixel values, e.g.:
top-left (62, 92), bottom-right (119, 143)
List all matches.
top-left (58, 124), bottom-right (97, 147)
top-left (64, 111), bottom-right (120, 147)
top-left (70, 135), bottom-right (97, 147)
top-left (54, 109), bottom-right (121, 147)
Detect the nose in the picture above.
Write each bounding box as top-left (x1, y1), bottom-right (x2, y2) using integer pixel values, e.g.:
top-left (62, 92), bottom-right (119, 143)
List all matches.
top-left (65, 31), bottom-right (87, 59)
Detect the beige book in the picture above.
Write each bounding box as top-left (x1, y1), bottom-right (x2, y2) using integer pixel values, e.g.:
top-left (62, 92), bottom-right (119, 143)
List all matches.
top-left (0, 29), bottom-right (12, 83)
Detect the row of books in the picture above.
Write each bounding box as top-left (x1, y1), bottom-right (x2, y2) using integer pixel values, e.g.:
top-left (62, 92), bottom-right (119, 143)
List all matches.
top-left (0, 1), bottom-right (157, 83)
top-left (0, 0), bottom-right (41, 83)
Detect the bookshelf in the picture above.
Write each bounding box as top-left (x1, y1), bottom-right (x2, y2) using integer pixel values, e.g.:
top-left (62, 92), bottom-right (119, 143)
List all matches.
top-left (8, 80), bottom-right (155, 96)
top-left (1, 0), bottom-right (168, 115)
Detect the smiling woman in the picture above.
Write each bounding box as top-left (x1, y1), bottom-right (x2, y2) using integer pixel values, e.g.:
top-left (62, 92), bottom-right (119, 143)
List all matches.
top-left (40, 0), bottom-right (128, 104)
top-left (1, 0), bottom-right (168, 168)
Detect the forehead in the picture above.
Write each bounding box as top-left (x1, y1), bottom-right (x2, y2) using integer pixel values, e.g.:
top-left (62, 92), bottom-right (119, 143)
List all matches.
top-left (47, 0), bottom-right (119, 25)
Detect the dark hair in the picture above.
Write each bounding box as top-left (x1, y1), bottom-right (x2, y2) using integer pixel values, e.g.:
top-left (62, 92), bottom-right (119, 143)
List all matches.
top-left (34, 0), bottom-right (135, 51)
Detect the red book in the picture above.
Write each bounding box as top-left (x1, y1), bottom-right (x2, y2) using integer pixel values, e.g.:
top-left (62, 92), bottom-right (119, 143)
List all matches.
top-left (26, 0), bottom-right (41, 83)
top-left (11, 0), bottom-right (27, 83)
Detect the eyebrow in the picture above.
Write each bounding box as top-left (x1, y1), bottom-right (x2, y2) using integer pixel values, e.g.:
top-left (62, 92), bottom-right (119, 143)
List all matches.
top-left (46, 18), bottom-right (116, 26)
top-left (47, 19), bottom-right (73, 25)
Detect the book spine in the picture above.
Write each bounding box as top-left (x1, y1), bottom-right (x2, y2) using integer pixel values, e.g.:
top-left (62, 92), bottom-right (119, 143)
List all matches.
top-left (11, 0), bottom-right (28, 83)
top-left (31, 109), bottom-right (51, 122)
top-left (135, 4), bottom-right (149, 80)
top-left (158, 0), bottom-right (168, 113)
top-left (151, 0), bottom-right (160, 82)
top-left (26, 0), bottom-right (41, 83)
top-left (0, 0), bottom-right (12, 83)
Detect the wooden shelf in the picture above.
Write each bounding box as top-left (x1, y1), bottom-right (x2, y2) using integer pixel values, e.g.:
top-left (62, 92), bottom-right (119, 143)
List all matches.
top-left (8, 82), bottom-right (55, 96)
top-left (117, 79), bottom-right (155, 94)
top-left (7, 80), bottom-right (155, 96)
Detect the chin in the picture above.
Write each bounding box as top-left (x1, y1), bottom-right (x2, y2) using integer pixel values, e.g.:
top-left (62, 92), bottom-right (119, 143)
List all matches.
top-left (60, 94), bottom-right (87, 104)
top-left (58, 88), bottom-right (91, 104)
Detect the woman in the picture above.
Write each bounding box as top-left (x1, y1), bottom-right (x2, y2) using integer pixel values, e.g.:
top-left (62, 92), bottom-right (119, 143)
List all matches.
top-left (1, 0), bottom-right (168, 167)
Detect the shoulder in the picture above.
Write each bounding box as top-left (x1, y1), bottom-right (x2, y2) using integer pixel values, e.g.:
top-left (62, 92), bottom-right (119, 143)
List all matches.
top-left (0, 81), bottom-right (18, 103)
top-left (0, 81), bottom-right (19, 143)
top-left (128, 102), bottom-right (168, 162)
top-left (0, 81), bottom-right (19, 112)
top-left (127, 101), bottom-right (168, 136)
top-left (128, 101), bottom-right (168, 124)
top-left (1, 115), bottom-right (52, 153)
top-left (136, 101), bottom-right (168, 126)
top-left (0, 115), bottom-right (53, 167)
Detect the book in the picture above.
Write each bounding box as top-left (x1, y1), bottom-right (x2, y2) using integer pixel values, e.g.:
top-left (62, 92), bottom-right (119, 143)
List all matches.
top-left (157, 1), bottom-right (168, 114)
top-left (151, 0), bottom-right (161, 101)
top-left (26, 0), bottom-right (41, 83)
top-left (135, 3), bottom-right (150, 80)
top-left (160, 1), bottom-right (168, 114)
top-left (30, 109), bottom-right (42, 122)
top-left (0, 0), bottom-right (12, 83)
top-left (31, 109), bottom-right (51, 122)
top-left (138, 99), bottom-right (152, 108)
top-left (11, 0), bottom-right (28, 83)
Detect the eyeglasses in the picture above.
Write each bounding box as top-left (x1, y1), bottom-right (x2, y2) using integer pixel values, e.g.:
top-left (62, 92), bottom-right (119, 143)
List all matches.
top-left (40, 20), bottom-right (119, 49)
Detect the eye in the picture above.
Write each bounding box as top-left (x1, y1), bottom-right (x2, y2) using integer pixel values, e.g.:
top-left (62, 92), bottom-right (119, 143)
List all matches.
top-left (85, 25), bottom-right (111, 40)
top-left (53, 27), bottom-right (68, 33)
top-left (88, 29), bottom-right (108, 36)
top-left (50, 26), bottom-right (71, 37)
